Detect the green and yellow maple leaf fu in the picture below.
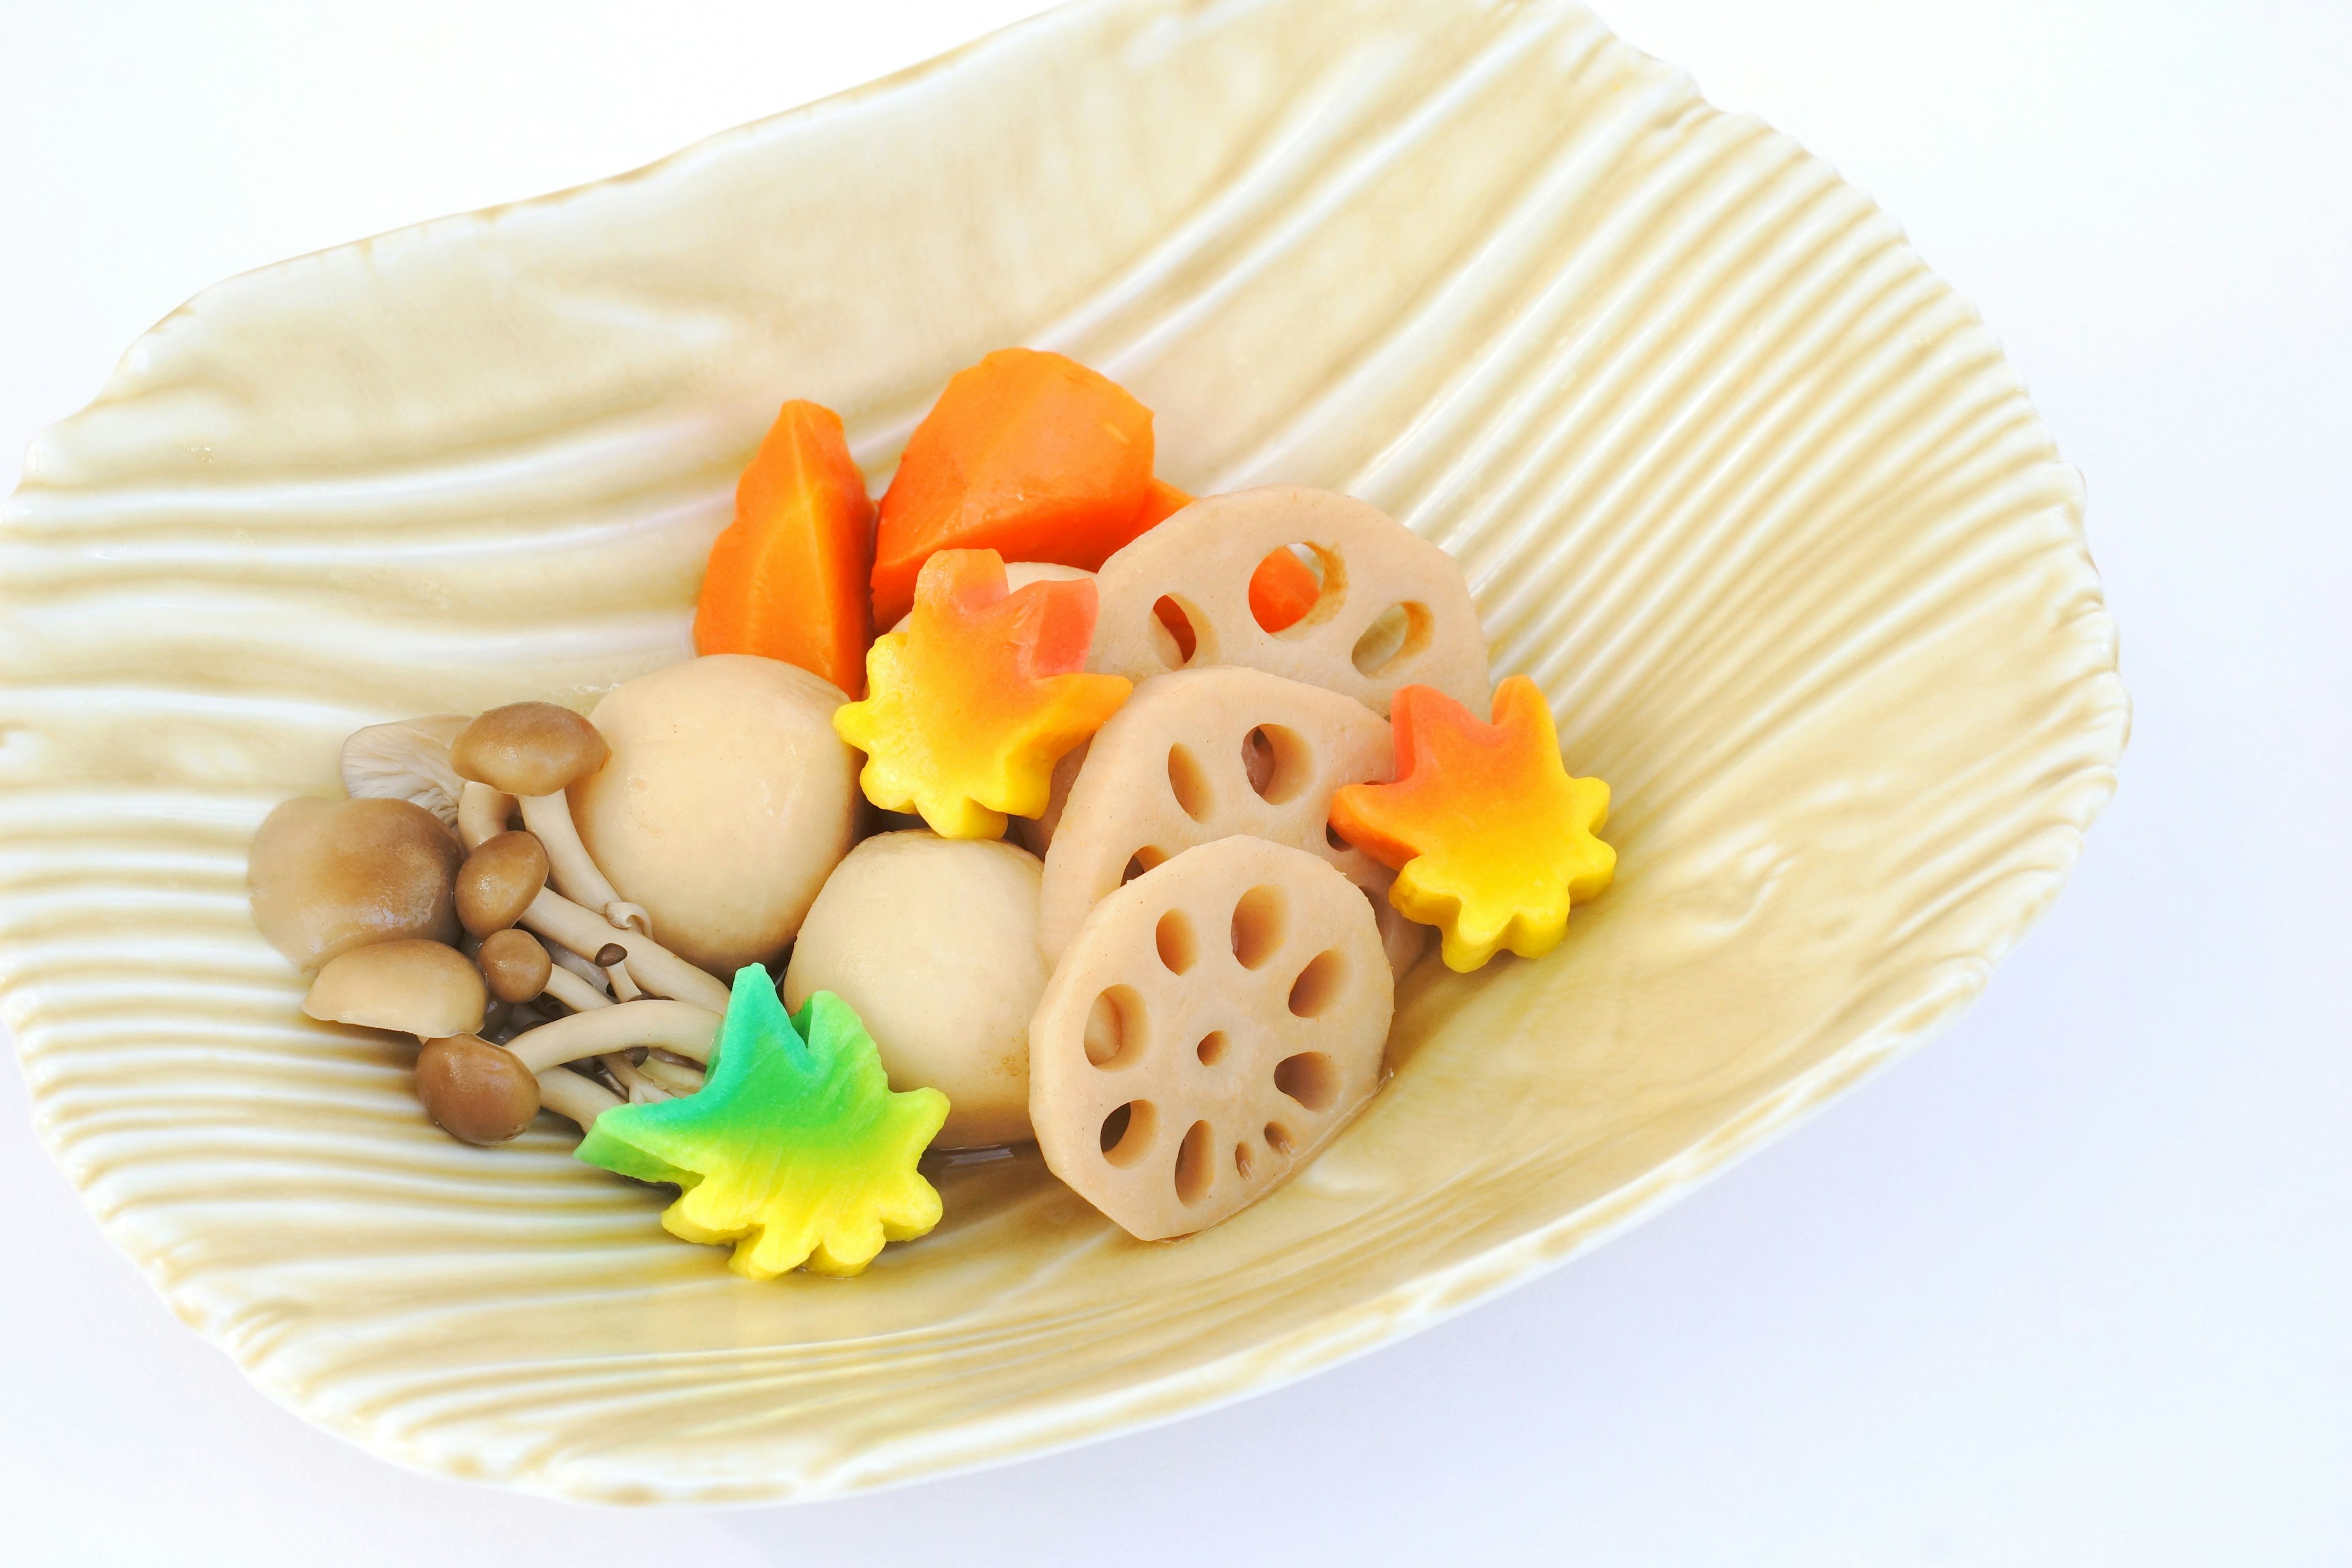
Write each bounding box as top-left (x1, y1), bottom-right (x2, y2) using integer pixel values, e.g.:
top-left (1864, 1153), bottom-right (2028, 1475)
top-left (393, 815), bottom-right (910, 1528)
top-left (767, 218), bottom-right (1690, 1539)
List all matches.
top-left (577, 967), bottom-right (949, 1278)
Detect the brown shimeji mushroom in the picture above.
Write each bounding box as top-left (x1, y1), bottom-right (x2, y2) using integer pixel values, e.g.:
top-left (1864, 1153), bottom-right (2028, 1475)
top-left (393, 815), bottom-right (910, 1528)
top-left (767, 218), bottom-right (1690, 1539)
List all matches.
top-left (450, 703), bottom-right (647, 934)
top-left (477, 925), bottom-right (609, 1013)
top-left (413, 1035), bottom-right (541, 1144)
top-left (412, 1035), bottom-right (623, 1144)
top-left (304, 938), bottom-right (486, 1040)
top-left (249, 797), bottom-right (464, 970)
top-left (476, 926), bottom-right (552, 1003)
top-left (413, 1000), bottom-right (717, 1143)
top-left (281, 703), bottom-right (747, 1148)
top-left (454, 830), bottom-right (551, 938)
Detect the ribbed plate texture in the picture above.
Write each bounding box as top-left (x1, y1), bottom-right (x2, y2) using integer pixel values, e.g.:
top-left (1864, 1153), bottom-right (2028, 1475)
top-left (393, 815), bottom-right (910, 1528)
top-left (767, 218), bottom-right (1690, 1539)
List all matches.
top-left (0, 0), bottom-right (2125, 1503)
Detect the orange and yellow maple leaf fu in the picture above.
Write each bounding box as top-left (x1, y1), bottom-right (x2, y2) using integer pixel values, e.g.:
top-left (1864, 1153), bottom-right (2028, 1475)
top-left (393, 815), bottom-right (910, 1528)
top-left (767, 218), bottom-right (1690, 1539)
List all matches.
top-left (833, 549), bottom-right (1133, 839)
top-left (1330, 676), bottom-right (1616, 973)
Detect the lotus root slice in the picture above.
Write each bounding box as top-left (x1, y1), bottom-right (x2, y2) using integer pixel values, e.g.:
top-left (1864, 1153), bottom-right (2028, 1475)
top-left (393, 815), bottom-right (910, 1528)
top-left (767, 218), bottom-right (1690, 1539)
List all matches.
top-left (1038, 667), bottom-right (1397, 963)
top-left (1029, 835), bottom-right (1393, 1240)
top-left (1088, 486), bottom-right (1490, 715)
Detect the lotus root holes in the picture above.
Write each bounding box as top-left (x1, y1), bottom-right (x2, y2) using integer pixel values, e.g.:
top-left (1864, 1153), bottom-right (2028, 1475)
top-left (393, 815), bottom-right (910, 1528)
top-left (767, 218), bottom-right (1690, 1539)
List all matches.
top-left (1085, 986), bottom-right (1146, 1067)
top-left (1274, 1051), bottom-right (1338, 1112)
top-left (1101, 1100), bottom-right (1157, 1166)
top-left (1287, 949), bottom-right (1346, 1017)
top-left (1350, 601), bottom-right (1434, 676)
top-left (1194, 1030), bottom-right (1229, 1066)
top-left (1174, 1120), bottom-right (1215, 1205)
top-left (1167, 744), bottom-right (1212, 821)
top-left (1155, 910), bottom-right (1198, 974)
top-left (1229, 885), bottom-right (1286, 970)
top-left (1150, 597), bottom-right (1201, 668)
top-left (1243, 723), bottom-right (1313, 805)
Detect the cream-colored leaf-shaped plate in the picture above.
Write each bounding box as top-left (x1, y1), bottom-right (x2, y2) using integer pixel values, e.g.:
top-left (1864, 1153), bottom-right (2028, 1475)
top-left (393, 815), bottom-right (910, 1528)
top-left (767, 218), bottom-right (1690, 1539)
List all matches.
top-left (0, 0), bottom-right (2125, 1504)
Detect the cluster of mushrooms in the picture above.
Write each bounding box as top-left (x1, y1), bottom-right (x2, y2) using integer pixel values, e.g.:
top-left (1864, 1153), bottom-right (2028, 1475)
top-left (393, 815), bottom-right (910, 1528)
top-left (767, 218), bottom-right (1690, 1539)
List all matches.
top-left (252, 700), bottom-right (750, 1144)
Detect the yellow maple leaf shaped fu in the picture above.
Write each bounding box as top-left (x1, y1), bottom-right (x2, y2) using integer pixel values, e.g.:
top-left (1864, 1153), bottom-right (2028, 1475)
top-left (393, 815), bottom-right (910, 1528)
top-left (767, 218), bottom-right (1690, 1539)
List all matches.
top-left (576, 967), bottom-right (949, 1278)
top-left (833, 548), bottom-right (1132, 839)
top-left (1329, 676), bottom-right (1616, 973)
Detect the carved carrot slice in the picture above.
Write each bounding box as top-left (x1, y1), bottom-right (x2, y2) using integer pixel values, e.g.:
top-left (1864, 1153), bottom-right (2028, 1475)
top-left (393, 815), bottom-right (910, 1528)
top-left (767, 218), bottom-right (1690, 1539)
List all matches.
top-left (1328, 677), bottom-right (1614, 973)
top-left (693, 400), bottom-right (875, 696)
top-left (871, 350), bottom-right (1158, 625)
top-left (835, 549), bottom-right (1133, 839)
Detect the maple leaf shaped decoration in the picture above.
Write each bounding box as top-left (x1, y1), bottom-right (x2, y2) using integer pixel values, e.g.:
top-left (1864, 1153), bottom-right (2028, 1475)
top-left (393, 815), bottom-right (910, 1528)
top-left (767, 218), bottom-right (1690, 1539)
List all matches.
top-left (576, 966), bottom-right (949, 1278)
top-left (833, 548), bottom-right (1132, 839)
top-left (1329, 676), bottom-right (1615, 973)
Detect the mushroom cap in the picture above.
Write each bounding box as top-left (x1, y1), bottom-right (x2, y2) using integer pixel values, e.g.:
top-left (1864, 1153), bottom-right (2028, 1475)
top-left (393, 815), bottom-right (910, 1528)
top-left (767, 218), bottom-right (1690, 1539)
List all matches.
top-left (783, 831), bottom-right (1047, 1147)
top-left (572, 655), bottom-right (859, 974)
top-left (340, 714), bottom-right (471, 829)
top-left (477, 927), bottom-right (552, 1004)
top-left (451, 702), bottom-right (609, 797)
top-left (249, 796), bottom-right (464, 970)
top-left (303, 938), bottom-right (487, 1039)
top-left (414, 1035), bottom-right (541, 1144)
top-left (454, 830), bottom-right (549, 937)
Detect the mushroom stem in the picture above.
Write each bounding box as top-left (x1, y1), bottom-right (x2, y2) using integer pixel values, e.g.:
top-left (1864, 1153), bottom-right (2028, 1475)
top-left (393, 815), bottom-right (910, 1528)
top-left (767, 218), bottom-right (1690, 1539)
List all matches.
top-left (600, 1051), bottom-right (673, 1102)
top-left (602, 950), bottom-right (645, 1003)
top-left (519, 888), bottom-right (731, 1012)
top-left (536, 1065), bottom-right (622, 1128)
top-left (636, 1054), bottom-right (706, 1096)
top-left (541, 962), bottom-right (613, 1013)
top-left (518, 791), bottom-right (630, 923)
top-left (548, 940), bottom-right (614, 997)
top-left (503, 998), bottom-right (724, 1072)
top-left (458, 781), bottom-right (518, 851)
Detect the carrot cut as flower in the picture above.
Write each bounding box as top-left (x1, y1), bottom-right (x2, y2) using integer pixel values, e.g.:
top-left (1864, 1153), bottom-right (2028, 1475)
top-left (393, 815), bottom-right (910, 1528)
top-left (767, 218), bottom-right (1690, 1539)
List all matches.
top-left (872, 349), bottom-right (1157, 625)
top-left (695, 400), bottom-right (876, 696)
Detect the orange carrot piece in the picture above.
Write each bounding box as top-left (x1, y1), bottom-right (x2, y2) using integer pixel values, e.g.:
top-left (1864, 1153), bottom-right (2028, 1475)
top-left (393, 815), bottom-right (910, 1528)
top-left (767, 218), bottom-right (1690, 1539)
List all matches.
top-left (694, 400), bottom-right (876, 696)
top-left (1134, 477), bottom-right (1194, 530)
top-left (871, 350), bottom-right (1156, 625)
top-left (1248, 546), bottom-right (1322, 631)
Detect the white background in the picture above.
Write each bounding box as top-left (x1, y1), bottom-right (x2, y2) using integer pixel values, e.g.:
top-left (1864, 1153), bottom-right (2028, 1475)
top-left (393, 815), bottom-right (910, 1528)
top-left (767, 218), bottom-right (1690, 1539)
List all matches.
top-left (3, 1), bottom-right (2346, 1562)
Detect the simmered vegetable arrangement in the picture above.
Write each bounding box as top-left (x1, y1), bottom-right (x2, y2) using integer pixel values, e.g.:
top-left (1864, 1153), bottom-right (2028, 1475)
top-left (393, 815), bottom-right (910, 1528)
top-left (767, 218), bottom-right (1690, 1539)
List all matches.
top-left (247, 349), bottom-right (1615, 1278)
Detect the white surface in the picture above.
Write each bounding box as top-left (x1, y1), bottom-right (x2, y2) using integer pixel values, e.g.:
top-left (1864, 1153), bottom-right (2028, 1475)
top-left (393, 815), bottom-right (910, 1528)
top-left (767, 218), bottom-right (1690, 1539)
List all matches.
top-left (1, 0), bottom-right (2343, 1561)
